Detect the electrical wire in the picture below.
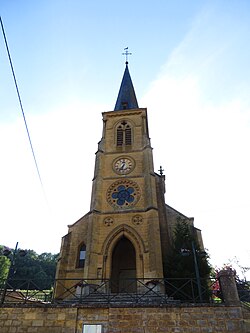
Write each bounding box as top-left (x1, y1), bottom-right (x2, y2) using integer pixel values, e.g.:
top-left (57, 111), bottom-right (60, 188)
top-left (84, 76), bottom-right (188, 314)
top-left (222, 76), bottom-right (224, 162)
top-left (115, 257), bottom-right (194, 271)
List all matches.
top-left (0, 16), bottom-right (45, 192)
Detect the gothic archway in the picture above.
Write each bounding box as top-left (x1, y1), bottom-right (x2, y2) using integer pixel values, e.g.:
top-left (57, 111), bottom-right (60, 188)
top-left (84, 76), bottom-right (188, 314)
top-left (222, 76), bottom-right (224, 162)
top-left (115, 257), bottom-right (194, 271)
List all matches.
top-left (101, 224), bottom-right (146, 284)
top-left (110, 236), bottom-right (136, 293)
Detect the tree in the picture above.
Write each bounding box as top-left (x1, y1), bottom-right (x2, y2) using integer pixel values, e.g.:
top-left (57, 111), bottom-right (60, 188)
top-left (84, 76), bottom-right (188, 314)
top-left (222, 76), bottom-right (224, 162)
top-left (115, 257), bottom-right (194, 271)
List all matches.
top-left (165, 219), bottom-right (212, 301)
top-left (0, 245), bottom-right (10, 281)
top-left (0, 245), bottom-right (59, 290)
top-left (228, 256), bottom-right (250, 282)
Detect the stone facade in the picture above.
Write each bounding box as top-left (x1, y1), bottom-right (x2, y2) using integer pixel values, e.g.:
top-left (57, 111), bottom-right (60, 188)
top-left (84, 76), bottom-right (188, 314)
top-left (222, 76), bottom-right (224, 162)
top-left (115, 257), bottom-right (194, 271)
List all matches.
top-left (55, 102), bottom-right (201, 296)
top-left (0, 304), bottom-right (248, 333)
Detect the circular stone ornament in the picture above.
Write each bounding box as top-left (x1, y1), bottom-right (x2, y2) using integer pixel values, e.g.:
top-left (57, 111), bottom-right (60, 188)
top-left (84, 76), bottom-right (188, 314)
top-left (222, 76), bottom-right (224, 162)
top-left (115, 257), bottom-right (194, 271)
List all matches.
top-left (107, 179), bottom-right (140, 208)
top-left (132, 215), bottom-right (143, 226)
top-left (103, 217), bottom-right (114, 226)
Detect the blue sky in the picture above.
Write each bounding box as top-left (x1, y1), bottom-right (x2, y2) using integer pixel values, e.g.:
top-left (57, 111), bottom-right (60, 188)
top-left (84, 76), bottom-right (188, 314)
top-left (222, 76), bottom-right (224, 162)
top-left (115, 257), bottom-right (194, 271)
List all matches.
top-left (0, 0), bottom-right (250, 278)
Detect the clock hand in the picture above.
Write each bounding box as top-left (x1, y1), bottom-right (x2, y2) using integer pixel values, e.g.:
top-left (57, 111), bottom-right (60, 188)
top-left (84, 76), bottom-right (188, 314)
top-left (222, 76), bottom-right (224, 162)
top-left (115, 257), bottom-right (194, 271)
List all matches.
top-left (120, 161), bottom-right (126, 170)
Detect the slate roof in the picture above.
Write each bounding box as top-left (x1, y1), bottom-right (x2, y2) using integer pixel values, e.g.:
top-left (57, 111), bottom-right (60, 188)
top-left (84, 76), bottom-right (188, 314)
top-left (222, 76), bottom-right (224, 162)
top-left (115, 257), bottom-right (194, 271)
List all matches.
top-left (114, 64), bottom-right (139, 111)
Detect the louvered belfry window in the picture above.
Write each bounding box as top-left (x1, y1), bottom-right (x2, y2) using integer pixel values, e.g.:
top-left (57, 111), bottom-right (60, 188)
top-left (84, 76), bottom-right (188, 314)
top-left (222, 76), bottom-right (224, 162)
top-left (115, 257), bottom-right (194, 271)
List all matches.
top-left (116, 121), bottom-right (132, 147)
top-left (125, 125), bottom-right (132, 145)
top-left (117, 125), bottom-right (123, 146)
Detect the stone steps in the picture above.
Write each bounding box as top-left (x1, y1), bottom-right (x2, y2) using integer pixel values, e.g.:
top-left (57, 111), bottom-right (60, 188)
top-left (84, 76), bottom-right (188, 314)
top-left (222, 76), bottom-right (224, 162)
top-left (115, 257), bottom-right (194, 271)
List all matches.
top-left (56, 292), bottom-right (178, 305)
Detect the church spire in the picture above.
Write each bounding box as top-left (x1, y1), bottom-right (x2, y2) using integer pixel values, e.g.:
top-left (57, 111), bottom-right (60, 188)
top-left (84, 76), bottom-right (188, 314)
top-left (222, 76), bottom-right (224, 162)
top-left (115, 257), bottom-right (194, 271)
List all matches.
top-left (114, 60), bottom-right (139, 111)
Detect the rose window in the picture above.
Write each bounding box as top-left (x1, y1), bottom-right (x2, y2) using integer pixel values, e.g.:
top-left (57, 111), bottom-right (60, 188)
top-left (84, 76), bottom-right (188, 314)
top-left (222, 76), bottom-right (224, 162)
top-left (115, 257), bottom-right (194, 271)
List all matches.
top-left (107, 180), bottom-right (140, 208)
top-left (112, 185), bottom-right (134, 205)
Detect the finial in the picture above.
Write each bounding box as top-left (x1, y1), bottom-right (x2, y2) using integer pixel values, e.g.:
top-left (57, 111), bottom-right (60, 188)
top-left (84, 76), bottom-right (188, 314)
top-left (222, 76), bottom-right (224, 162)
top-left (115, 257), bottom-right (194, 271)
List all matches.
top-left (158, 166), bottom-right (164, 176)
top-left (122, 47), bottom-right (132, 65)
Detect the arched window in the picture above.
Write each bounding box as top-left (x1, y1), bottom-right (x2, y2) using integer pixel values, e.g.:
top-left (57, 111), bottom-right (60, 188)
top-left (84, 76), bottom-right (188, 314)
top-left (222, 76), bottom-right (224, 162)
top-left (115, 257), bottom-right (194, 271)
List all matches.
top-left (116, 121), bottom-right (132, 146)
top-left (77, 243), bottom-right (86, 268)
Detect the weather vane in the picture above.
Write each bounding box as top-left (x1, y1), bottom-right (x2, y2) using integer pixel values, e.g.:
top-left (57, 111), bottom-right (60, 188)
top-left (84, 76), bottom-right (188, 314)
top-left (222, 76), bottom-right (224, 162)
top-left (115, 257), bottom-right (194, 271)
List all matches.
top-left (122, 47), bottom-right (132, 64)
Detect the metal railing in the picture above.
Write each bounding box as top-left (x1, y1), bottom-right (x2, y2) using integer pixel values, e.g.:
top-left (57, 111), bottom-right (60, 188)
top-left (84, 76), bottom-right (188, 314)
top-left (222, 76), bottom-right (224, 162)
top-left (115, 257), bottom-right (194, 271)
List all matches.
top-left (237, 281), bottom-right (250, 308)
top-left (0, 278), bottom-right (53, 304)
top-left (0, 277), bottom-right (220, 305)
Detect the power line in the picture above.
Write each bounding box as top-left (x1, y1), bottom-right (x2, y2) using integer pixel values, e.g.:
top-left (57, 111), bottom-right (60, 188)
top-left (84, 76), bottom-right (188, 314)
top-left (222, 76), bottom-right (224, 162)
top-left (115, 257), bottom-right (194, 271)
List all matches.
top-left (0, 16), bottom-right (45, 193)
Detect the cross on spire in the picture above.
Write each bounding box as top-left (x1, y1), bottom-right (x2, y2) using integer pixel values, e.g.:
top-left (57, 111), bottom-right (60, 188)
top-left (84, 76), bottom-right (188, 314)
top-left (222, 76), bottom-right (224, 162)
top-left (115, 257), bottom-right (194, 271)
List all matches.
top-left (158, 166), bottom-right (164, 176)
top-left (122, 47), bottom-right (132, 64)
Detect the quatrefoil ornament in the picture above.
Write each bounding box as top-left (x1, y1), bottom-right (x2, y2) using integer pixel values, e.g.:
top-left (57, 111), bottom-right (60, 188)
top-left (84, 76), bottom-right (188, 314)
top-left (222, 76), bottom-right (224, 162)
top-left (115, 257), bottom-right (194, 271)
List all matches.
top-left (132, 215), bottom-right (143, 226)
top-left (104, 217), bottom-right (114, 226)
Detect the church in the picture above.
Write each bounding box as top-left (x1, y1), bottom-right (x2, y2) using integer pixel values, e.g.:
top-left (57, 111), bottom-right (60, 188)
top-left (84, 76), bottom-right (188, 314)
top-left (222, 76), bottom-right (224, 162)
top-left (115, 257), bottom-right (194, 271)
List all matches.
top-left (1, 58), bottom-right (247, 333)
top-left (55, 59), bottom-right (204, 297)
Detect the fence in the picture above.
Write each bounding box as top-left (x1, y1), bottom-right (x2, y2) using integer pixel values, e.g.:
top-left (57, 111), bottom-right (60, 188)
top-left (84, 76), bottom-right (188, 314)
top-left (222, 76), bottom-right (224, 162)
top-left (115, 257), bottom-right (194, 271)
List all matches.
top-left (0, 277), bottom-right (220, 305)
top-left (237, 280), bottom-right (250, 308)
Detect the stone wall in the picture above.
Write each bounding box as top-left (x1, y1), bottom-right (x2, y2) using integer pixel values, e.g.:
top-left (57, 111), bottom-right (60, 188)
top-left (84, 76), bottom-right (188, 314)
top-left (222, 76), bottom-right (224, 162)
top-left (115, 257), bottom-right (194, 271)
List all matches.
top-left (0, 304), bottom-right (249, 333)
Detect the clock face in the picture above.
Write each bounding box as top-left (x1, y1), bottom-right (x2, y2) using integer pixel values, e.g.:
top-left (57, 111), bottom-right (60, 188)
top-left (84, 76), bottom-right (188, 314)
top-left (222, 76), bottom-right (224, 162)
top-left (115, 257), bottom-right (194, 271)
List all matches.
top-left (114, 157), bottom-right (134, 174)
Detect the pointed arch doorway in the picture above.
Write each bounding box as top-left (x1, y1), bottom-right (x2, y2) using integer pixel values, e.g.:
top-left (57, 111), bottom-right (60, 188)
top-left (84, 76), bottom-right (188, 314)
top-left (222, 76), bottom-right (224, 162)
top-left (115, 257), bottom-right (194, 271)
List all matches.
top-left (110, 236), bottom-right (136, 293)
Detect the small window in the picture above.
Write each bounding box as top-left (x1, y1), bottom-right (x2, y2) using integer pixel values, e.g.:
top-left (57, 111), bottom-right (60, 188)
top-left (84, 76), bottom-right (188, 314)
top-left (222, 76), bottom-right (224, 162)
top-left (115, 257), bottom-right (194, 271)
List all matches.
top-left (83, 325), bottom-right (102, 333)
top-left (77, 243), bottom-right (86, 268)
top-left (122, 102), bottom-right (128, 109)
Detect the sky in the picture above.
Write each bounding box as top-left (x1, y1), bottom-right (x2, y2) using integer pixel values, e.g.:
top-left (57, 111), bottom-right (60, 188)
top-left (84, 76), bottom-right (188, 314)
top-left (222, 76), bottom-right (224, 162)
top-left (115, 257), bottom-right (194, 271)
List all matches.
top-left (0, 0), bottom-right (249, 279)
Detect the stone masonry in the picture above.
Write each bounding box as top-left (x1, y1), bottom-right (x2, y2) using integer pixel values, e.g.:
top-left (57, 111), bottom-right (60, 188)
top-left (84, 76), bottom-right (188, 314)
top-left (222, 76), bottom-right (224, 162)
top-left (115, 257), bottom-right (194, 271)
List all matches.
top-left (0, 304), bottom-right (249, 333)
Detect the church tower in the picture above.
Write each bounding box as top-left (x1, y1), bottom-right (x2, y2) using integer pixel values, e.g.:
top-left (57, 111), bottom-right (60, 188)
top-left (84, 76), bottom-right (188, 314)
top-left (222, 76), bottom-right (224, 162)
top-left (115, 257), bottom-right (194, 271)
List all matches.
top-left (55, 60), bottom-right (203, 296)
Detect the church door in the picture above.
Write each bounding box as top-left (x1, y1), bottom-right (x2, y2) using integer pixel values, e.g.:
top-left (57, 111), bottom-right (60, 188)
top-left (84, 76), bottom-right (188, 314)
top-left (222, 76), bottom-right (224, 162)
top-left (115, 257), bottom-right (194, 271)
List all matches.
top-left (110, 237), bottom-right (136, 293)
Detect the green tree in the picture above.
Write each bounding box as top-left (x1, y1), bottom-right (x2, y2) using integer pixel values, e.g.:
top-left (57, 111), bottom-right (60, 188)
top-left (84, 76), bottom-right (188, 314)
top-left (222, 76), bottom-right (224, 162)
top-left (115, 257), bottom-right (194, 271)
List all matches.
top-left (0, 245), bottom-right (10, 281)
top-left (165, 219), bottom-right (212, 301)
top-left (0, 246), bottom-right (58, 290)
top-left (13, 250), bottom-right (58, 290)
top-left (38, 253), bottom-right (58, 281)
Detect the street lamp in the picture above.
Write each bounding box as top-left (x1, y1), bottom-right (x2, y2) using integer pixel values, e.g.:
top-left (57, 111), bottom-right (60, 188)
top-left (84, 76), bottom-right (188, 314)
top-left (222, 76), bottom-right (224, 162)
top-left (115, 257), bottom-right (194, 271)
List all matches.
top-left (181, 241), bottom-right (206, 302)
top-left (1, 242), bottom-right (27, 304)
